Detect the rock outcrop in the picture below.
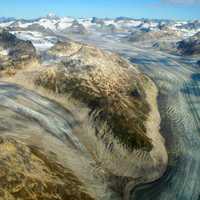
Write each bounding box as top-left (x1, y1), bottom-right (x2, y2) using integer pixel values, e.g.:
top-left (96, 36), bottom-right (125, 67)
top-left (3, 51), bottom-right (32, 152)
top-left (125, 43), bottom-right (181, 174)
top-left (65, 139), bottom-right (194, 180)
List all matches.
top-left (177, 32), bottom-right (200, 55)
top-left (36, 40), bottom-right (154, 151)
top-left (48, 40), bottom-right (82, 57)
top-left (0, 136), bottom-right (95, 200)
top-left (197, 60), bottom-right (200, 67)
top-left (0, 30), bottom-right (39, 73)
top-left (127, 29), bottom-right (181, 43)
top-left (64, 20), bottom-right (88, 35)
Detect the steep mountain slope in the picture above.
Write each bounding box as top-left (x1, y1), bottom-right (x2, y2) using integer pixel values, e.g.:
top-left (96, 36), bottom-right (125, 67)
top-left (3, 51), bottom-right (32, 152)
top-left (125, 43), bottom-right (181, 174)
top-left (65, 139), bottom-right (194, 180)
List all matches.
top-left (177, 31), bottom-right (200, 55)
top-left (61, 20), bottom-right (88, 35)
top-left (36, 40), bottom-right (157, 151)
top-left (0, 30), bottom-right (38, 72)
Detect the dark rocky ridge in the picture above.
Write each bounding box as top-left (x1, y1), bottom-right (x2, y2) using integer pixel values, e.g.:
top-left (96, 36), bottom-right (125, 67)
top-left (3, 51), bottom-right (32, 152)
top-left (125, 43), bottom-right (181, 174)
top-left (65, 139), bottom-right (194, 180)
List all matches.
top-left (62, 20), bottom-right (88, 35)
top-left (177, 32), bottom-right (200, 55)
top-left (0, 30), bottom-right (38, 72)
top-left (197, 60), bottom-right (200, 67)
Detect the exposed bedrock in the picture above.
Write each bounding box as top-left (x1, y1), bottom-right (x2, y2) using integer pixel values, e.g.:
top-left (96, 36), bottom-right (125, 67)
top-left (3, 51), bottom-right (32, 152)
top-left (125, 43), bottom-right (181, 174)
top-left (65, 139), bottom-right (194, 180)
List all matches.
top-left (0, 136), bottom-right (95, 200)
top-left (0, 30), bottom-right (39, 74)
top-left (177, 31), bottom-right (200, 56)
top-left (37, 40), bottom-right (156, 151)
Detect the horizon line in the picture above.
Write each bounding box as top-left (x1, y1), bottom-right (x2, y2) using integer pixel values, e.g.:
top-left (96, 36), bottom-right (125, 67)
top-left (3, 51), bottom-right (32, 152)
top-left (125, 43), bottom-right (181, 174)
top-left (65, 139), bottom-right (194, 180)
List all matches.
top-left (0, 13), bottom-right (199, 22)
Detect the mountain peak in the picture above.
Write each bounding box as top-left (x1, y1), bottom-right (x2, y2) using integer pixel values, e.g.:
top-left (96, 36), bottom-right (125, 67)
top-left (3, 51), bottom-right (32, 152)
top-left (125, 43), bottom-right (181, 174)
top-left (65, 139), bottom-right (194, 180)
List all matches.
top-left (45, 13), bottom-right (59, 20)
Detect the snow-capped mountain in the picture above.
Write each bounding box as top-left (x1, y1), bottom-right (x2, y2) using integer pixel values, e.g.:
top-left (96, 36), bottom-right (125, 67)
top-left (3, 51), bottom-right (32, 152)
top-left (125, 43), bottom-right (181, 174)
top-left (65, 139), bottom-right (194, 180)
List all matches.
top-left (0, 14), bottom-right (199, 36)
top-left (1, 14), bottom-right (199, 52)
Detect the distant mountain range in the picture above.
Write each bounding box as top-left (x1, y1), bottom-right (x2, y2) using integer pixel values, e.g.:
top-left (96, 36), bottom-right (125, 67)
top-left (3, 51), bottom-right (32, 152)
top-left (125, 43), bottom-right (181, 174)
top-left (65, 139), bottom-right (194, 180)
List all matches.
top-left (1, 14), bottom-right (199, 56)
top-left (0, 14), bottom-right (199, 37)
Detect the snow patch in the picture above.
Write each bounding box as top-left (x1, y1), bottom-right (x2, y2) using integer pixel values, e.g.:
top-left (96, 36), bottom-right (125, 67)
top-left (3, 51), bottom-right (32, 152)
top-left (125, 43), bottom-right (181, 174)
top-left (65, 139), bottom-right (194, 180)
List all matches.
top-left (0, 21), bottom-right (14, 28)
top-left (11, 31), bottom-right (56, 51)
top-left (0, 49), bottom-right (9, 56)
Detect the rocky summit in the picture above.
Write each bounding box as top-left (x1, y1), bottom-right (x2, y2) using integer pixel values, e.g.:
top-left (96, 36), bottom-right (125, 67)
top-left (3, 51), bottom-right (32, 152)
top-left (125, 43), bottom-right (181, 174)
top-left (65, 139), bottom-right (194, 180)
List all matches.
top-left (36, 40), bottom-right (155, 151)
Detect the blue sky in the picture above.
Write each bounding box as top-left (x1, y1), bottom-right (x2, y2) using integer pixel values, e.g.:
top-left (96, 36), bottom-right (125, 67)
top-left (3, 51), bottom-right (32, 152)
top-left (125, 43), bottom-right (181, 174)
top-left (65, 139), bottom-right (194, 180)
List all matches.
top-left (0, 0), bottom-right (200, 20)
